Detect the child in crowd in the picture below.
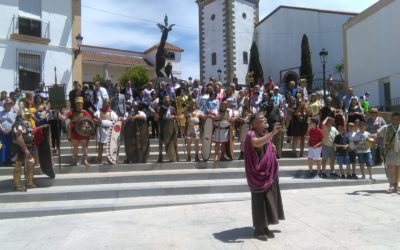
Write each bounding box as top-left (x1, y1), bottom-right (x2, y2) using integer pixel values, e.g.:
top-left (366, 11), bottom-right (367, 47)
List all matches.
top-left (321, 117), bottom-right (339, 178)
top-left (354, 121), bottom-right (373, 179)
top-left (307, 117), bottom-right (324, 178)
top-left (334, 125), bottom-right (351, 178)
top-left (345, 123), bottom-right (359, 179)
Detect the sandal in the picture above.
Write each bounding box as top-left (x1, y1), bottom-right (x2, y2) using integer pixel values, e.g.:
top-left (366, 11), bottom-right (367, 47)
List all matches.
top-left (387, 186), bottom-right (396, 193)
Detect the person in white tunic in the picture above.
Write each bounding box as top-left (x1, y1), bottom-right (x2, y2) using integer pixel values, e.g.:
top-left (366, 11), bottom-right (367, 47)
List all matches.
top-left (94, 99), bottom-right (118, 164)
top-left (185, 100), bottom-right (202, 162)
top-left (375, 112), bottom-right (400, 193)
top-left (213, 101), bottom-right (235, 162)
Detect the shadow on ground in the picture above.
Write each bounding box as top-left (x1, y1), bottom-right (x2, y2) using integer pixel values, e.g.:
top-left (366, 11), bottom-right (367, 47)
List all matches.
top-left (346, 190), bottom-right (400, 196)
top-left (213, 227), bottom-right (281, 243)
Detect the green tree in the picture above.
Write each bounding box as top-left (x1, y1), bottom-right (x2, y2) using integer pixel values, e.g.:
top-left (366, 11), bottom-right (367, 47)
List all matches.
top-left (118, 65), bottom-right (150, 89)
top-left (300, 34), bottom-right (313, 89)
top-left (248, 42), bottom-right (264, 88)
top-left (335, 63), bottom-right (344, 82)
top-left (93, 74), bottom-right (105, 85)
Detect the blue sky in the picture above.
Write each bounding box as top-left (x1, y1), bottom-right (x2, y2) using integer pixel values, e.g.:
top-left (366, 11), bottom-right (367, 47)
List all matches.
top-left (82, 0), bottom-right (379, 80)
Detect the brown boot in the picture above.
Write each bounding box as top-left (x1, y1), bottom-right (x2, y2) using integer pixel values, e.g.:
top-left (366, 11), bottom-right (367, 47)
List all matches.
top-left (186, 155), bottom-right (191, 162)
top-left (13, 162), bottom-right (24, 192)
top-left (195, 154), bottom-right (200, 162)
top-left (26, 159), bottom-right (37, 189)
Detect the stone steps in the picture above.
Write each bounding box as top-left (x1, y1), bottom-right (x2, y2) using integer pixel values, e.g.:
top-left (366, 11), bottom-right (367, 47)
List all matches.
top-left (0, 172), bottom-right (387, 219)
top-left (58, 137), bottom-right (302, 148)
top-left (0, 193), bottom-right (251, 219)
top-left (0, 159), bottom-right (314, 176)
top-left (0, 163), bottom-right (388, 219)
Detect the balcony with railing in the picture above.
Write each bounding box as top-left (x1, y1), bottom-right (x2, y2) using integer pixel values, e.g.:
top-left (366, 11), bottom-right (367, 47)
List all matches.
top-left (378, 97), bottom-right (400, 112)
top-left (10, 15), bottom-right (50, 44)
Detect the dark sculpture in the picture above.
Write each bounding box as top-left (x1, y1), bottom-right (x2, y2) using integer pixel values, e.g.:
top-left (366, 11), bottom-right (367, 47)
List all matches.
top-left (156, 15), bottom-right (175, 78)
top-left (164, 62), bottom-right (173, 78)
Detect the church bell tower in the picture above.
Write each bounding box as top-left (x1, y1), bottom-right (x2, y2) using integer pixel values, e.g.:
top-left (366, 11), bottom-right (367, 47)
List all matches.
top-left (196, 0), bottom-right (259, 84)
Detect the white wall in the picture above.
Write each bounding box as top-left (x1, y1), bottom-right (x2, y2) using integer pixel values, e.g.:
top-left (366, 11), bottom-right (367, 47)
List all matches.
top-left (83, 62), bottom-right (128, 83)
top-left (0, 0), bottom-right (73, 93)
top-left (233, 0), bottom-right (256, 85)
top-left (255, 7), bottom-right (354, 86)
top-left (202, 0), bottom-right (225, 81)
top-left (346, 0), bottom-right (400, 107)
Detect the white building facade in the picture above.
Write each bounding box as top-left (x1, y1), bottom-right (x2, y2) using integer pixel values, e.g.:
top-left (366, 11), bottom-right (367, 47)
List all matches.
top-left (197, 0), bottom-right (259, 85)
top-left (254, 6), bottom-right (356, 88)
top-left (0, 0), bottom-right (80, 94)
top-left (344, 0), bottom-right (400, 109)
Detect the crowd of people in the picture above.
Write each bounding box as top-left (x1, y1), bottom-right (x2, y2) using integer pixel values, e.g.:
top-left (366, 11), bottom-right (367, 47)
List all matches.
top-left (0, 76), bottom-right (399, 192)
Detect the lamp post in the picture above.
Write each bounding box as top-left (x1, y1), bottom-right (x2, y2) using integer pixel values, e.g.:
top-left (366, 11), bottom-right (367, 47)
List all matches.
top-left (217, 68), bottom-right (222, 81)
top-left (74, 33), bottom-right (83, 59)
top-left (319, 48), bottom-right (328, 101)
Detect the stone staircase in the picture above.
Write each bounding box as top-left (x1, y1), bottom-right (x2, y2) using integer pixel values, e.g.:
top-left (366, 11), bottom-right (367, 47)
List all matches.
top-left (0, 133), bottom-right (388, 219)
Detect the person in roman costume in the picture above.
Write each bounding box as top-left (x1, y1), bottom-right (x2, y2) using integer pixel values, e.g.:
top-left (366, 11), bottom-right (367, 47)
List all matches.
top-left (124, 101), bottom-right (148, 163)
top-left (176, 87), bottom-right (189, 139)
top-left (244, 113), bottom-right (285, 241)
top-left (213, 100), bottom-right (235, 162)
top-left (158, 96), bottom-right (178, 162)
top-left (65, 97), bottom-right (92, 166)
top-left (185, 99), bottom-right (201, 162)
top-left (11, 110), bottom-right (45, 191)
top-left (93, 98), bottom-right (118, 164)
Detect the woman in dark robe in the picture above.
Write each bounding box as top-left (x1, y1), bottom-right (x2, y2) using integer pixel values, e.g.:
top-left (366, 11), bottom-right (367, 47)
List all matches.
top-left (244, 114), bottom-right (285, 241)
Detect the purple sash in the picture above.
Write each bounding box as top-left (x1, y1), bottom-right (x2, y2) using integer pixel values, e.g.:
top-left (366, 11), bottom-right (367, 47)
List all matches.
top-left (244, 130), bottom-right (279, 192)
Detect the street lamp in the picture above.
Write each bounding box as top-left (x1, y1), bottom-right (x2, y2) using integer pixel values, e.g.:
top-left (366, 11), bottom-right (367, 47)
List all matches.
top-left (319, 48), bottom-right (328, 101)
top-left (74, 33), bottom-right (83, 59)
top-left (217, 68), bottom-right (222, 81)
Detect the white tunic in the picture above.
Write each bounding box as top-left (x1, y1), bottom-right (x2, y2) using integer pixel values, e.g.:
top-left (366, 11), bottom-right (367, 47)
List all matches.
top-left (213, 109), bottom-right (233, 143)
top-left (94, 110), bottom-right (118, 143)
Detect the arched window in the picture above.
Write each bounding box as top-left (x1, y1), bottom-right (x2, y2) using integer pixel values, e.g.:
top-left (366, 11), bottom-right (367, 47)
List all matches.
top-left (211, 52), bottom-right (217, 65)
top-left (243, 51), bottom-right (248, 65)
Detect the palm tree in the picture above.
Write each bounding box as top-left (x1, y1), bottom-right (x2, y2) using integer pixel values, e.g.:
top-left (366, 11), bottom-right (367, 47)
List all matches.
top-left (335, 63), bottom-right (344, 82)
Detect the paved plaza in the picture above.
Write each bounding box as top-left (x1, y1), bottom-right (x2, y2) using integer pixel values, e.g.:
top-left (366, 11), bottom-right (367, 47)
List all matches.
top-left (0, 183), bottom-right (399, 250)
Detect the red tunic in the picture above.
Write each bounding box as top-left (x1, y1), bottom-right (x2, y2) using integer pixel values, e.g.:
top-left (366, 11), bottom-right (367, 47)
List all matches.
top-left (33, 127), bottom-right (45, 147)
top-left (66, 110), bottom-right (91, 140)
